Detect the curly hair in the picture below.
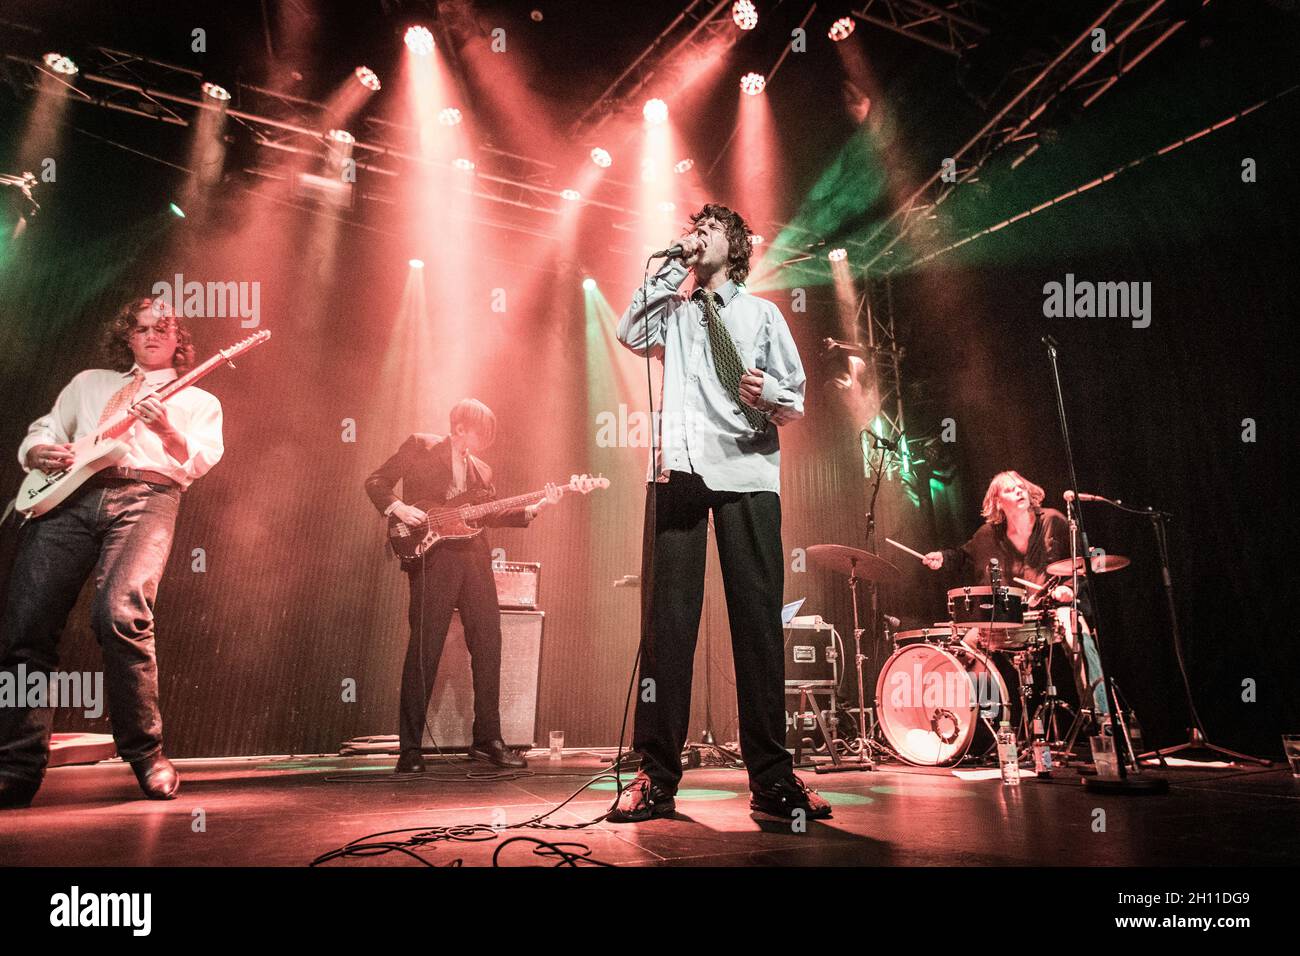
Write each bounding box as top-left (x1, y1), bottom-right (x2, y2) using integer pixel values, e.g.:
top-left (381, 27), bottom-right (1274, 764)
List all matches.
top-left (689, 203), bottom-right (754, 285)
top-left (980, 470), bottom-right (1046, 525)
top-left (99, 297), bottom-right (196, 374)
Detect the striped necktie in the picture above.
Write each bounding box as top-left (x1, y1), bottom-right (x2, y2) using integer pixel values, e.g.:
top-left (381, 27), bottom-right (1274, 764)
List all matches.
top-left (694, 288), bottom-right (768, 431)
top-left (98, 369), bottom-right (146, 425)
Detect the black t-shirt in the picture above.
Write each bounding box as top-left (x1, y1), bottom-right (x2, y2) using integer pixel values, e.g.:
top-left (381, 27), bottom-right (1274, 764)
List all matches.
top-left (942, 508), bottom-right (1081, 590)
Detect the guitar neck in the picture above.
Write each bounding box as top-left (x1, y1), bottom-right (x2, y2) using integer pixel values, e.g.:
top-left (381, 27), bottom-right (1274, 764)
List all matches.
top-left (462, 487), bottom-right (556, 520)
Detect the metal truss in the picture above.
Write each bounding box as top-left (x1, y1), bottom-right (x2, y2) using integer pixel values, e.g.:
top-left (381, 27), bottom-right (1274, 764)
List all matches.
top-left (857, 0), bottom-right (1203, 273)
top-left (852, 0), bottom-right (992, 56)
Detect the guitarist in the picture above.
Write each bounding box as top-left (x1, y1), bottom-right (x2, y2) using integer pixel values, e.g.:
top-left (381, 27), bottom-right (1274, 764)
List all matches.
top-left (0, 297), bottom-right (224, 809)
top-left (364, 399), bottom-right (558, 773)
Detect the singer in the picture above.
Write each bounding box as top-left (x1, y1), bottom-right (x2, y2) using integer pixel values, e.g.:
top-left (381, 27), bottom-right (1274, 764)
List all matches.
top-left (921, 470), bottom-right (1110, 717)
top-left (609, 202), bottom-right (828, 824)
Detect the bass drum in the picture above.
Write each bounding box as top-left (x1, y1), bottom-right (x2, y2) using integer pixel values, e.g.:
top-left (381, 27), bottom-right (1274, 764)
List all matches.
top-left (874, 642), bottom-right (1011, 766)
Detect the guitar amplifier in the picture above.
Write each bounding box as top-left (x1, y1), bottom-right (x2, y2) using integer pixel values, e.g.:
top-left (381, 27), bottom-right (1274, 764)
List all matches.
top-left (422, 609), bottom-right (544, 750)
top-left (494, 561), bottom-right (541, 609)
top-left (784, 615), bottom-right (840, 688)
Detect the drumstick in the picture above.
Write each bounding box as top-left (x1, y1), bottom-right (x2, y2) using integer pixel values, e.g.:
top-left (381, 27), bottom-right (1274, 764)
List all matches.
top-left (1014, 576), bottom-right (1046, 592)
top-left (885, 537), bottom-right (926, 561)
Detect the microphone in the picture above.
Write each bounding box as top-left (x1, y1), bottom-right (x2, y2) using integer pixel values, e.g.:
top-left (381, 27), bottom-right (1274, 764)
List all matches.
top-left (1064, 490), bottom-right (1120, 505)
top-left (650, 243), bottom-right (686, 259)
top-left (883, 614), bottom-right (901, 630)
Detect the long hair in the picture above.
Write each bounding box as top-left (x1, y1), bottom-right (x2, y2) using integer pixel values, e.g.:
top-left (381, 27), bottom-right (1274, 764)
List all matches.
top-left (980, 470), bottom-right (1045, 525)
top-left (689, 202), bottom-right (754, 284)
top-left (99, 297), bottom-right (196, 373)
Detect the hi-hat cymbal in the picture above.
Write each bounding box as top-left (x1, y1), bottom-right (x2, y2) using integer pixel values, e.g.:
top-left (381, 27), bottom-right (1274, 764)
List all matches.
top-left (806, 544), bottom-right (901, 583)
top-left (1045, 553), bottom-right (1131, 577)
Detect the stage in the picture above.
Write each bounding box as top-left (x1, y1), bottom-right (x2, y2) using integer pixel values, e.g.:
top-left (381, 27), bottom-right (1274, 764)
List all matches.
top-left (2, 752), bottom-right (1295, 868)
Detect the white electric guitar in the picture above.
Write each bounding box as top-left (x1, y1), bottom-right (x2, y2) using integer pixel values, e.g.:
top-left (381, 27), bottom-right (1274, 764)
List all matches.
top-left (16, 330), bottom-right (271, 518)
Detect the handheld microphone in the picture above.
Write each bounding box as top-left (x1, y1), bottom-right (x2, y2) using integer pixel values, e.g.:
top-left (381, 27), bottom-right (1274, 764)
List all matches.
top-left (650, 243), bottom-right (686, 259)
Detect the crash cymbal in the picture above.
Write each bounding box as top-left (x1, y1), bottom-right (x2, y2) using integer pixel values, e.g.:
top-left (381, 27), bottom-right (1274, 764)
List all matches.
top-left (1045, 553), bottom-right (1131, 577)
top-left (806, 544), bottom-right (901, 583)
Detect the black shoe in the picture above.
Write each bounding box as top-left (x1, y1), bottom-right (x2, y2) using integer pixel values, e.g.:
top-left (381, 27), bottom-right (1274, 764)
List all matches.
top-left (0, 776), bottom-right (40, 809)
top-left (468, 739), bottom-right (527, 769)
top-left (131, 753), bottom-right (180, 800)
top-left (607, 771), bottom-right (676, 823)
top-left (395, 749), bottom-right (426, 774)
top-left (750, 774), bottom-right (832, 820)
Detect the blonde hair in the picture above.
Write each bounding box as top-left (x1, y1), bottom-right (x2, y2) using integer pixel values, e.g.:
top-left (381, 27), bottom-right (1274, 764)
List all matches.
top-left (980, 470), bottom-right (1045, 525)
top-left (449, 398), bottom-right (497, 448)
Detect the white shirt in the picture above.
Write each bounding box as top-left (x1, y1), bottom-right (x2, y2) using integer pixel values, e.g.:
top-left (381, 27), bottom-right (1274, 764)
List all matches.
top-left (18, 364), bottom-right (224, 489)
top-left (617, 260), bottom-right (805, 494)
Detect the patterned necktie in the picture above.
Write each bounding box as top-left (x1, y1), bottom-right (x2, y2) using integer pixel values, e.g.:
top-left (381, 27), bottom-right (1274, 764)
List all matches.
top-left (694, 288), bottom-right (768, 431)
top-left (98, 369), bottom-right (146, 425)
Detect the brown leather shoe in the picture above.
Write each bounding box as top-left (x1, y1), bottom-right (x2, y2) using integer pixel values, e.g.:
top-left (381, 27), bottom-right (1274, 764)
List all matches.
top-left (131, 753), bottom-right (180, 800)
top-left (607, 771), bottom-right (676, 823)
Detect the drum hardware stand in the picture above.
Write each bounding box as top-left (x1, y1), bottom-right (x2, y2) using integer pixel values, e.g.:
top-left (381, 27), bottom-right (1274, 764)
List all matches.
top-left (1044, 334), bottom-right (1166, 794)
top-left (818, 566), bottom-right (875, 772)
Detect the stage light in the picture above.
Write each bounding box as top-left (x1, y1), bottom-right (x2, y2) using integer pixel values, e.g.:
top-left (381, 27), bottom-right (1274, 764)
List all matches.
top-left (405, 26), bottom-right (435, 56)
top-left (355, 66), bottom-right (381, 92)
top-left (168, 202), bottom-right (186, 218)
top-left (732, 1), bottom-right (759, 30)
top-left (643, 98), bottom-right (668, 125)
top-left (590, 147), bottom-right (612, 168)
top-left (201, 82), bottom-right (230, 102)
top-left (409, 258), bottom-right (424, 269)
top-left (561, 189), bottom-right (581, 201)
top-left (582, 277), bottom-right (597, 291)
top-left (658, 201), bottom-right (676, 213)
top-left (438, 107), bottom-right (463, 126)
top-left (828, 247), bottom-right (847, 261)
top-left (752, 234), bottom-right (764, 245)
top-left (327, 128), bottom-right (355, 144)
top-left (43, 53), bottom-right (78, 76)
top-left (674, 158), bottom-right (694, 174)
top-left (828, 17), bottom-right (856, 42)
top-left (740, 72), bottom-right (766, 96)
top-left (452, 157), bottom-right (475, 171)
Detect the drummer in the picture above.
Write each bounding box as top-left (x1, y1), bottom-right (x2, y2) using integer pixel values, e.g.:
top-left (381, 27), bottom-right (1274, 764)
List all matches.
top-left (921, 470), bottom-right (1109, 717)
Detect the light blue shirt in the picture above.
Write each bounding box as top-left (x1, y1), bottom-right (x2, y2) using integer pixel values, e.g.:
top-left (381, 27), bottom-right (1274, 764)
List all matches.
top-left (616, 260), bottom-right (805, 494)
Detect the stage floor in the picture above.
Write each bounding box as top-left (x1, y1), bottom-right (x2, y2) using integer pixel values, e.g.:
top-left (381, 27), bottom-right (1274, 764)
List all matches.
top-left (1, 753), bottom-right (1296, 867)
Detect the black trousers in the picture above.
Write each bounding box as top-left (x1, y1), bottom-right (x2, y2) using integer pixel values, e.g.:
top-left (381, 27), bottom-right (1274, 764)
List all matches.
top-left (635, 470), bottom-right (793, 791)
top-left (399, 538), bottom-right (503, 751)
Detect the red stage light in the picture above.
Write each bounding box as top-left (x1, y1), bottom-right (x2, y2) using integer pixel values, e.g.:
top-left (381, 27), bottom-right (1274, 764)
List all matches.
top-left (355, 66), bottom-right (381, 91)
top-left (201, 81), bottom-right (230, 102)
top-left (732, 1), bottom-right (759, 30)
top-left (590, 147), bottom-right (612, 168)
top-left (452, 158), bottom-right (475, 171)
top-left (643, 98), bottom-right (669, 125)
top-left (561, 189), bottom-right (581, 201)
top-left (740, 72), bottom-right (766, 96)
top-left (405, 26), bottom-right (435, 56)
top-left (674, 158), bottom-right (694, 174)
top-left (438, 107), bottom-right (463, 126)
top-left (409, 259), bottom-right (425, 269)
top-left (752, 234), bottom-right (764, 245)
top-left (658, 201), bottom-right (676, 213)
top-left (828, 17), bottom-right (856, 42)
top-left (327, 129), bottom-right (355, 144)
top-left (43, 52), bottom-right (78, 76)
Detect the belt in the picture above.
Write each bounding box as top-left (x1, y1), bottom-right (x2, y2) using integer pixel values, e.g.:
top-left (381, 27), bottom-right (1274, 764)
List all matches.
top-left (89, 467), bottom-right (182, 490)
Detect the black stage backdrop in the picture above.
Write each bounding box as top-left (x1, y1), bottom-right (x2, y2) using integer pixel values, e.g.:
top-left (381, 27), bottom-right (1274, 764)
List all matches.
top-left (1, 13), bottom-right (1295, 761)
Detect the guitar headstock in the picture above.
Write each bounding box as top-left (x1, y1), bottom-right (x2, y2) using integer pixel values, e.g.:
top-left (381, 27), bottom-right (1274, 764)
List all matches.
top-left (566, 473), bottom-right (610, 495)
top-left (220, 329), bottom-right (272, 360)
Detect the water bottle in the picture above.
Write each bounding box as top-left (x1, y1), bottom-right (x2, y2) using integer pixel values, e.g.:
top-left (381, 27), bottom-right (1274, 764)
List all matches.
top-left (997, 720), bottom-right (1020, 786)
top-left (1031, 717), bottom-right (1053, 775)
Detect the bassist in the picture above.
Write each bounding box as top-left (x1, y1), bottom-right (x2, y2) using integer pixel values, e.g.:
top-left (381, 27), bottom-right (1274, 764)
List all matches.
top-left (364, 398), bottom-right (558, 772)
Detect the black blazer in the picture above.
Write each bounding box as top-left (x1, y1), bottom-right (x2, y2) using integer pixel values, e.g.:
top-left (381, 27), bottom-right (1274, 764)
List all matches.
top-left (364, 433), bottom-right (530, 529)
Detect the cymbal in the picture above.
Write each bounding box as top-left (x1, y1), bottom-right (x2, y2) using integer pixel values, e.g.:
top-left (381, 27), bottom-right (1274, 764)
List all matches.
top-left (806, 544), bottom-right (901, 583)
top-left (1045, 553), bottom-right (1131, 577)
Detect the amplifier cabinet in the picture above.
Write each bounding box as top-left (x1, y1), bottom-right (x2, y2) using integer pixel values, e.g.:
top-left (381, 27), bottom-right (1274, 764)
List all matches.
top-left (421, 609), bottom-right (544, 750)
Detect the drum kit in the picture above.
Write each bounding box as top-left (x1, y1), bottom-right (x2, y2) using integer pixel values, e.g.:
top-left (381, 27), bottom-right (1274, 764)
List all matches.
top-left (805, 540), bottom-right (1133, 769)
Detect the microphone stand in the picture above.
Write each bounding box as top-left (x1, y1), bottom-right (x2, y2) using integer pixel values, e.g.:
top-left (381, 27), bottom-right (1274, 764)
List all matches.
top-left (1042, 336), bottom-right (1166, 794)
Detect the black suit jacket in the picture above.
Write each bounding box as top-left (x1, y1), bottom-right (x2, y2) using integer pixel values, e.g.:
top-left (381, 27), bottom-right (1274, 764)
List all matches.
top-left (364, 433), bottom-right (531, 529)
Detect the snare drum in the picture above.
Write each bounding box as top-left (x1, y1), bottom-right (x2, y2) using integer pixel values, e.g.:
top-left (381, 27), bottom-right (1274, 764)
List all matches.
top-left (947, 585), bottom-right (1026, 631)
top-left (975, 609), bottom-right (1060, 652)
top-left (893, 623), bottom-right (958, 647)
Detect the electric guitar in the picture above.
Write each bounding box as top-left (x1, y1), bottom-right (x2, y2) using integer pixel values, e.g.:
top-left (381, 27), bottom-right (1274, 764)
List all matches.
top-left (16, 330), bottom-right (272, 518)
top-left (387, 473), bottom-right (610, 561)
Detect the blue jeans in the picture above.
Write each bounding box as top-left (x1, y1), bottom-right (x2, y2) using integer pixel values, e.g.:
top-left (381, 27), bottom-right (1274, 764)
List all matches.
top-left (0, 478), bottom-right (180, 784)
